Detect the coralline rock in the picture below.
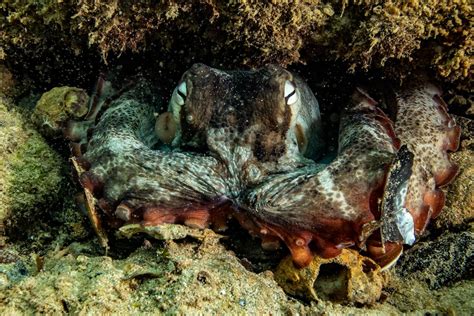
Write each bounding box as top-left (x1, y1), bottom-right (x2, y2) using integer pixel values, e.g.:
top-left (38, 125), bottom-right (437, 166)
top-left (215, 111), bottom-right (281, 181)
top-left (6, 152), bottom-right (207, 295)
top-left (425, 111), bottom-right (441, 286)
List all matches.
top-left (117, 223), bottom-right (221, 241)
top-left (395, 229), bottom-right (474, 290)
top-left (1, 1), bottom-right (472, 92)
top-left (0, 97), bottom-right (57, 238)
top-left (274, 249), bottom-right (384, 305)
top-left (386, 275), bottom-right (474, 314)
top-left (385, 228), bottom-right (474, 314)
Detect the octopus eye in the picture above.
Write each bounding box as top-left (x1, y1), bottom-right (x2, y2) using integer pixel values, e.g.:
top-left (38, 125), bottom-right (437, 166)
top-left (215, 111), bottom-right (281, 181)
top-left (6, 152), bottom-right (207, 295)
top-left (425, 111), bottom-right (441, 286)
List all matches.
top-left (177, 81), bottom-right (187, 97)
top-left (171, 81), bottom-right (187, 106)
top-left (284, 80), bottom-right (298, 105)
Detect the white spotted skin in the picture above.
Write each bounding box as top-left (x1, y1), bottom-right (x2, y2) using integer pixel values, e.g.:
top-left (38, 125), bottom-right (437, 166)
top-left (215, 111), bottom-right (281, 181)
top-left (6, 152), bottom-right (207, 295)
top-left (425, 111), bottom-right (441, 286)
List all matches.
top-left (82, 82), bottom-right (233, 215)
top-left (392, 79), bottom-right (460, 234)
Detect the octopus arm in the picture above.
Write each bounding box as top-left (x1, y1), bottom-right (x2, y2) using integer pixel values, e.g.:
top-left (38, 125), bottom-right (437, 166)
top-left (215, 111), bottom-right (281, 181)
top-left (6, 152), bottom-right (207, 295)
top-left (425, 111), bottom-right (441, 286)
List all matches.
top-left (77, 89), bottom-right (234, 231)
top-left (392, 80), bottom-right (461, 235)
top-left (242, 88), bottom-right (400, 268)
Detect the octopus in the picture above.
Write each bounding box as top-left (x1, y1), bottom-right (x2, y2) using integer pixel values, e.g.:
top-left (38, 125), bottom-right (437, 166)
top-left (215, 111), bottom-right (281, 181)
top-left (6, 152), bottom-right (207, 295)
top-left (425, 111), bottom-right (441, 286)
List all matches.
top-left (53, 64), bottom-right (460, 270)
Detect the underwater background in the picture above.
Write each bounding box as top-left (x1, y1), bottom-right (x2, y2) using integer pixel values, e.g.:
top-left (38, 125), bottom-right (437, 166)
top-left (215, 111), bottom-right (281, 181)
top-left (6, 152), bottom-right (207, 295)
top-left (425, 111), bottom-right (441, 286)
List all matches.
top-left (0, 1), bottom-right (472, 314)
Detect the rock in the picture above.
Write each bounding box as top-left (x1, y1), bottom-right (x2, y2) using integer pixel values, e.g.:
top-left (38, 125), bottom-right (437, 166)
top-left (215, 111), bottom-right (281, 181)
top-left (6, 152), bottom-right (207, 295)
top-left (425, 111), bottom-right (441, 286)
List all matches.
top-left (0, 96), bottom-right (86, 245)
top-left (0, 236), bottom-right (294, 314)
top-left (385, 275), bottom-right (474, 314)
top-left (395, 229), bottom-right (474, 290)
top-left (0, 65), bottom-right (15, 97)
top-left (274, 249), bottom-right (384, 305)
top-left (31, 86), bottom-right (89, 138)
top-left (2, 2), bottom-right (472, 92)
top-left (117, 223), bottom-right (222, 241)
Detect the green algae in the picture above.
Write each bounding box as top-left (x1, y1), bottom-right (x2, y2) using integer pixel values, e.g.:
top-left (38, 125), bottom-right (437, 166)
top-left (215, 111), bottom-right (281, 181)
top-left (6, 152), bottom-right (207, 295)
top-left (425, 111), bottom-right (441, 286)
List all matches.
top-left (6, 135), bottom-right (63, 214)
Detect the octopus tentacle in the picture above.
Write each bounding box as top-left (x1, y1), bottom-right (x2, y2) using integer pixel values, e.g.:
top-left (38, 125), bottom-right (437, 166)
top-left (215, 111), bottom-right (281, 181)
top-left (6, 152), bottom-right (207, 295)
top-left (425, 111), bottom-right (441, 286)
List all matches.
top-left (389, 80), bottom-right (461, 236)
top-left (242, 88), bottom-right (400, 267)
top-left (76, 83), bottom-right (235, 232)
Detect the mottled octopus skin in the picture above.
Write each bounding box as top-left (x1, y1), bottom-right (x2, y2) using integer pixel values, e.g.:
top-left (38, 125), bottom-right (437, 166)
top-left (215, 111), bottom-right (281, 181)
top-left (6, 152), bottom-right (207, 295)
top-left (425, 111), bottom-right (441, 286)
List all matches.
top-left (391, 81), bottom-right (461, 233)
top-left (167, 64), bottom-right (324, 183)
top-left (77, 82), bottom-right (235, 231)
top-left (242, 89), bottom-right (400, 267)
top-left (71, 66), bottom-right (460, 269)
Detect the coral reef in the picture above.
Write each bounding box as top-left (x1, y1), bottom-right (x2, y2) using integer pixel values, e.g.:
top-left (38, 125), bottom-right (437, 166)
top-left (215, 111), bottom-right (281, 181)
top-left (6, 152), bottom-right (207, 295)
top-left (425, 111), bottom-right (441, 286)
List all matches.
top-left (1, 1), bottom-right (473, 313)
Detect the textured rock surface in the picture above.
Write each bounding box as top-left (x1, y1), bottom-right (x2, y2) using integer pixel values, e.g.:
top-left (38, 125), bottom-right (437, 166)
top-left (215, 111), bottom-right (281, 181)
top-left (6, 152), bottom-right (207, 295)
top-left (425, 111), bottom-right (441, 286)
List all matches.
top-left (396, 230), bottom-right (474, 289)
top-left (385, 276), bottom-right (474, 315)
top-left (275, 249), bottom-right (384, 305)
top-left (0, 97), bottom-right (60, 237)
top-left (0, 95), bottom-right (88, 247)
top-left (0, 236), bottom-right (293, 314)
top-left (1, 1), bottom-right (472, 94)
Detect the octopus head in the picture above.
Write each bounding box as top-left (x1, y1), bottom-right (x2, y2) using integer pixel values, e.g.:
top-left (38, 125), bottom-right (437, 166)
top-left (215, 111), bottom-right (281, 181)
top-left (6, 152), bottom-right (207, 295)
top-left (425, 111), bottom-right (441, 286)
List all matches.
top-left (156, 63), bottom-right (324, 163)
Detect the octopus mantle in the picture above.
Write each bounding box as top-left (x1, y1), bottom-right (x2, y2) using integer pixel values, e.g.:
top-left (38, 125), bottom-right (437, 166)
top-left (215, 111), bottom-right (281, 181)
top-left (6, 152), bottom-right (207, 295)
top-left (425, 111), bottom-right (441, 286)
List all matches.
top-left (62, 64), bottom-right (460, 269)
